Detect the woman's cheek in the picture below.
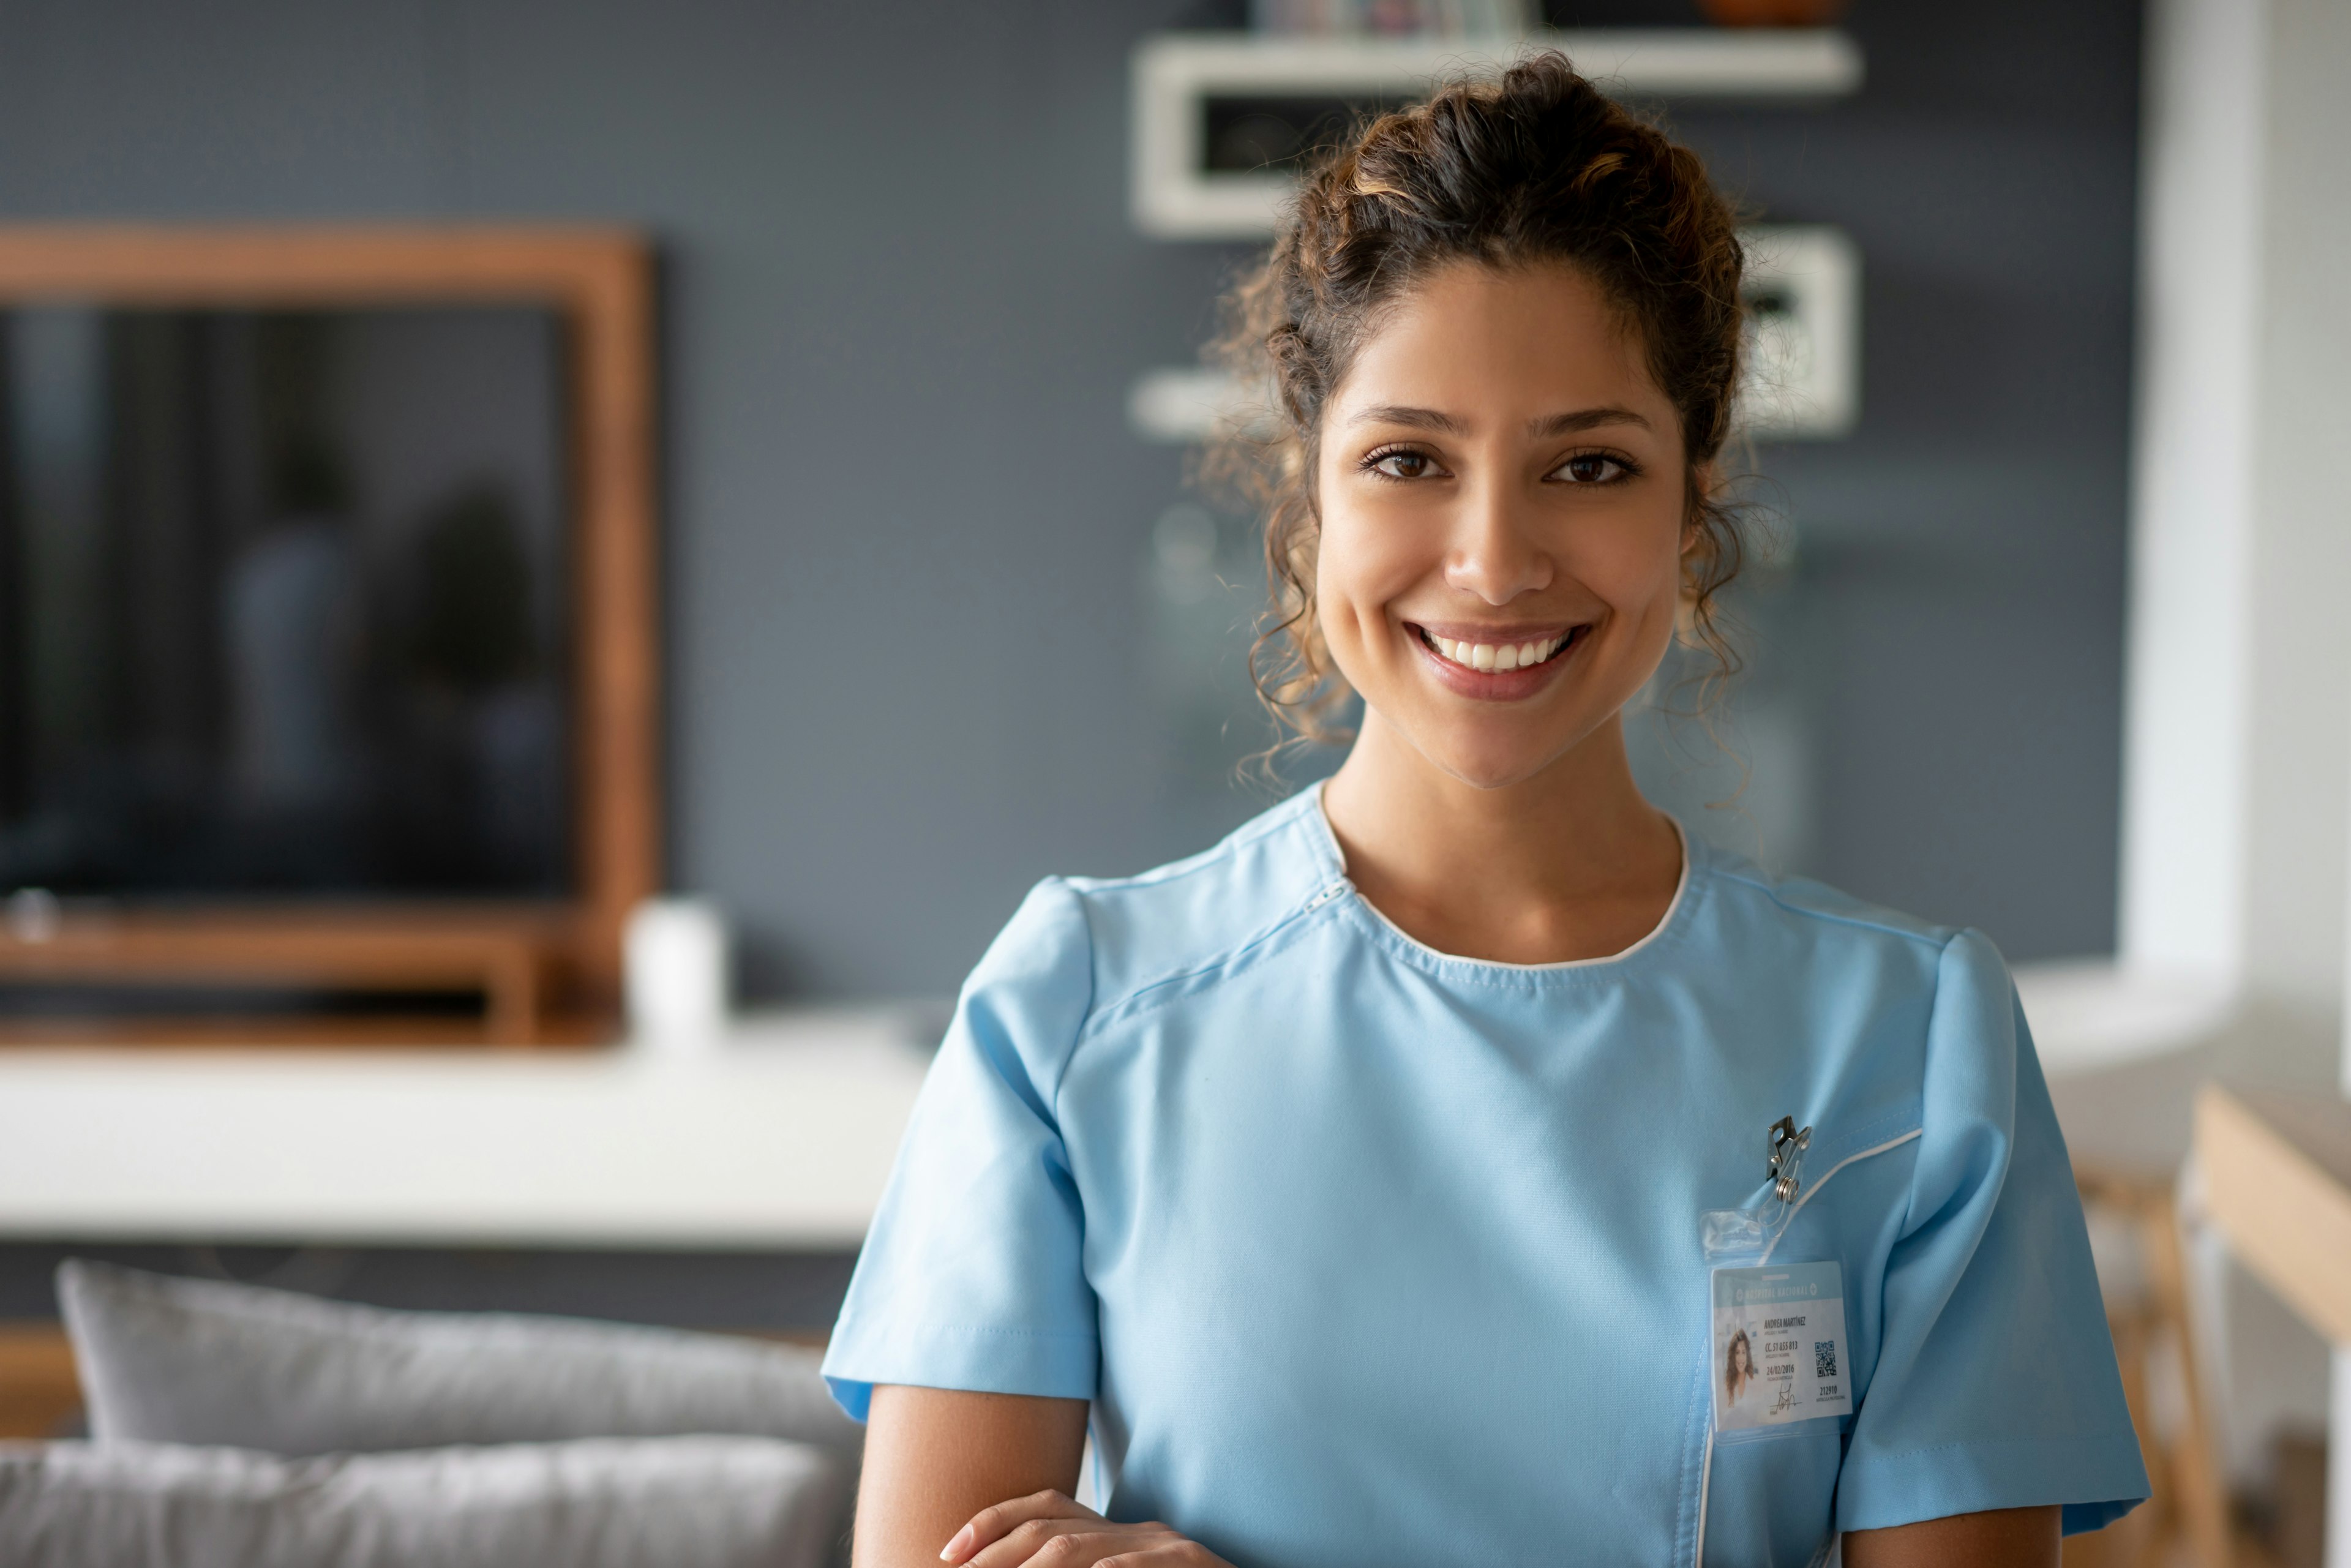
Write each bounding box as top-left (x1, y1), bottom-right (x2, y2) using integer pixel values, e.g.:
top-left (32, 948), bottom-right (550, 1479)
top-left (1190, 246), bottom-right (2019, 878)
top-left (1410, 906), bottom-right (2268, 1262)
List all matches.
top-left (1572, 527), bottom-right (1687, 636)
top-left (1316, 515), bottom-right (1410, 652)
top-left (1308, 541), bottom-right (1365, 688)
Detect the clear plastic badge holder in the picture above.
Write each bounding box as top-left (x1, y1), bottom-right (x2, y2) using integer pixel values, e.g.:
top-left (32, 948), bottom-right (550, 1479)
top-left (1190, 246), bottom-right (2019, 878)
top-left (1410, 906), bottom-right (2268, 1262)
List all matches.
top-left (1700, 1117), bottom-right (1852, 1447)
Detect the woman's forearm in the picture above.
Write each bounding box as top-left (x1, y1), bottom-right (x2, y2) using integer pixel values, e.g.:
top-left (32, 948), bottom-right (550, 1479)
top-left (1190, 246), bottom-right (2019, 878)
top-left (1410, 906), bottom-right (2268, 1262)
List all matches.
top-left (851, 1386), bottom-right (1089, 1568)
top-left (1843, 1505), bottom-right (2061, 1568)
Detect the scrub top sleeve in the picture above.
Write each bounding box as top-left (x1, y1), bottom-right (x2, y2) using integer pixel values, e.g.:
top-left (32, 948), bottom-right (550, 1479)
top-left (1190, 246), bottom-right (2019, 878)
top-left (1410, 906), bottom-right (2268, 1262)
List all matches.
top-left (821, 878), bottom-right (1100, 1422)
top-left (1835, 929), bottom-right (2150, 1537)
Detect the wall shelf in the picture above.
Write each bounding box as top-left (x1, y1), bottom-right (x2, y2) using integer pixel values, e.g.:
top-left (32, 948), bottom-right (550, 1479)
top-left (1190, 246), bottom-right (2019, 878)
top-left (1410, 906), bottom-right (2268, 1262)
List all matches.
top-left (1133, 28), bottom-right (1865, 239)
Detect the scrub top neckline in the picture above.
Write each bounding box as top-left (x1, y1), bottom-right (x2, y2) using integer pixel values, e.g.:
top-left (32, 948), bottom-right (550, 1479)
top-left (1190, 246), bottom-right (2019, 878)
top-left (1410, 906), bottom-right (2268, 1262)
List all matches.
top-left (1303, 779), bottom-right (1699, 983)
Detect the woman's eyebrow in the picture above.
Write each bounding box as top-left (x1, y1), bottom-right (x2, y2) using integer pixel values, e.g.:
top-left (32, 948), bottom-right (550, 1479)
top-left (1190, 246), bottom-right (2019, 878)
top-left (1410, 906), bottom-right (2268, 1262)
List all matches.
top-left (1348, 404), bottom-right (1468, 433)
top-left (1346, 404), bottom-right (1654, 435)
top-left (1530, 407), bottom-right (1652, 436)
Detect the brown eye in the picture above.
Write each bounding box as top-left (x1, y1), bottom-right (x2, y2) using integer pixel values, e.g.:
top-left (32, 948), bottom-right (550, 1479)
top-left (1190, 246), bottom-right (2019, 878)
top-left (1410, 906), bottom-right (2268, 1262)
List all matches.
top-left (1369, 449), bottom-right (1435, 479)
top-left (1554, 454), bottom-right (1627, 484)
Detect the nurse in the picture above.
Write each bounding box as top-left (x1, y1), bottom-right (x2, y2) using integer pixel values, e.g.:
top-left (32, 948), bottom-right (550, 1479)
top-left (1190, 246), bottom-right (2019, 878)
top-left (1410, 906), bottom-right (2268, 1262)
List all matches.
top-left (824, 53), bottom-right (2148, 1568)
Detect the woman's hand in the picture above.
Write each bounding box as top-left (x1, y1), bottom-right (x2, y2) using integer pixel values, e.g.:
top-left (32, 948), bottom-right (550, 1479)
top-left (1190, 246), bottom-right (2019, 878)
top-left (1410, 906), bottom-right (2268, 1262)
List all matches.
top-left (939, 1490), bottom-right (1233, 1567)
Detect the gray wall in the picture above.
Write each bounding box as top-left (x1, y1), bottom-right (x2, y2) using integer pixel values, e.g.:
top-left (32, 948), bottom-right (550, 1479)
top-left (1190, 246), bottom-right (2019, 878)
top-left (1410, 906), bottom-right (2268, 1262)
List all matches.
top-left (0, 0), bottom-right (2140, 998)
top-left (1641, 0), bottom-right (2142, 962)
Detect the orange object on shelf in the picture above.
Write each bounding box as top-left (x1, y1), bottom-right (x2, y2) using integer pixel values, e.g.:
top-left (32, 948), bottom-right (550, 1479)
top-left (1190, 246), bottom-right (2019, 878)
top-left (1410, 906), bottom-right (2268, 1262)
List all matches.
top-left (1698, 0), bottom-right (1850, 25)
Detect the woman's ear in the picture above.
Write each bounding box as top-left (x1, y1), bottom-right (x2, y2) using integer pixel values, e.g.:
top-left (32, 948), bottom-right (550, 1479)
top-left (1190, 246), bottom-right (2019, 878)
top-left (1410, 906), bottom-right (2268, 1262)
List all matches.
top-left (1681, 462), bottom-right (1717, 555)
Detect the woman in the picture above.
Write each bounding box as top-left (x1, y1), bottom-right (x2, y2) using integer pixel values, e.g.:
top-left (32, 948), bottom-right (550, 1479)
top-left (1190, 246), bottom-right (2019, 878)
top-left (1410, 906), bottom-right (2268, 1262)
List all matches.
top-left (1725, 1329), bottom-right (1756, 1411)
top-left (823, 55), bottom-right (2146, 1568)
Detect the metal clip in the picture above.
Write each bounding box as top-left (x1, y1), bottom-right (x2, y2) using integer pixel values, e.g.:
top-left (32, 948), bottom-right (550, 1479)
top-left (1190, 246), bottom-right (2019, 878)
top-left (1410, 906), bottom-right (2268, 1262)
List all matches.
top-left (1767, 1115), bottom-right (1812, 1204)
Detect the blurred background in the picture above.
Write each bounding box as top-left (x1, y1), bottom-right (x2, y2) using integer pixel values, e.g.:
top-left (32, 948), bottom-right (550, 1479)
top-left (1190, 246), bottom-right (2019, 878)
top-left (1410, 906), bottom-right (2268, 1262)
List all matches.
top-left (0, 0), bottom-right (2136, 995)
top-left (0, 1), bottom-right (2344, 1564)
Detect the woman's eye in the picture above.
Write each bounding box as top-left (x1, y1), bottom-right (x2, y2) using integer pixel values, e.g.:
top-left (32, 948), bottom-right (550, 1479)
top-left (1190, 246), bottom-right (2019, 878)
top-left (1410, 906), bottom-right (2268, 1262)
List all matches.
top-left (1553, 454), bottom-right (1628, 485)
top-left (1368, 449), bottom-right (1436, 479)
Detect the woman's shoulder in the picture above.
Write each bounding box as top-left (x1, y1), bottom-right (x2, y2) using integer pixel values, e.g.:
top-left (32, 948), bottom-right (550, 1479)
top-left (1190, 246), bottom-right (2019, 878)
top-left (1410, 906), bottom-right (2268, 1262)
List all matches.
top-left (973, 789), bottom-right (1341, 1025)
top-left (1682, 832), bottom-right (2027, 1103)
top-left (1683, 831), bottom-right (2015, 1008)
top-left (1689, 831), bottom-right (1969, 959)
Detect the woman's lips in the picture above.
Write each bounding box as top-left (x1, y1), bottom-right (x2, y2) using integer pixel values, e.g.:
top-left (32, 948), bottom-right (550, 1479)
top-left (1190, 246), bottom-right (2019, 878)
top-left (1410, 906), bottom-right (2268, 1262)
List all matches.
top-left (1408, 621), bottom-right (1586, 699)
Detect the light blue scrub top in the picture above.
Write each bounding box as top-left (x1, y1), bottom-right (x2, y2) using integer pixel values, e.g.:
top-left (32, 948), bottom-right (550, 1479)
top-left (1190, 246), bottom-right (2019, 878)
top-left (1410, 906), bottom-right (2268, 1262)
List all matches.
top-left (823, 788), bottom-right (2148, 1566)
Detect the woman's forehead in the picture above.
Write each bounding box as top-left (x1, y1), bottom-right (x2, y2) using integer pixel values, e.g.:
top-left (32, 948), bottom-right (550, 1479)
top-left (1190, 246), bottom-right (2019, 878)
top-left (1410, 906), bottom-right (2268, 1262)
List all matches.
top-left (1330, 261), bottom-right (1671, 429)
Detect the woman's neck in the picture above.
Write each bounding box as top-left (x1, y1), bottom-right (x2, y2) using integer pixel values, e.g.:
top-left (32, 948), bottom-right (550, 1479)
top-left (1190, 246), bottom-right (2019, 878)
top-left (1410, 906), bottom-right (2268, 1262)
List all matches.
top-left (1319, 708), bottom-right (1683, 965)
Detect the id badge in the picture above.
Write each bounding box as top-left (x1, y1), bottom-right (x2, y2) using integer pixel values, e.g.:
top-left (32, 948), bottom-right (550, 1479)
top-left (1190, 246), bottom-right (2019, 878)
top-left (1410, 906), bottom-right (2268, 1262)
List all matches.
top-left (1709, 1260), bottom-right (1852, 1435)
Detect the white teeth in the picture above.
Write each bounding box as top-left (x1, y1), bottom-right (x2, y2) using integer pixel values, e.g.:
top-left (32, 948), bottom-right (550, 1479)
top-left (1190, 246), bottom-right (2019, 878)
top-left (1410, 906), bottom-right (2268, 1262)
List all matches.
top-left (1425, 631), bottom-right (1572, 671)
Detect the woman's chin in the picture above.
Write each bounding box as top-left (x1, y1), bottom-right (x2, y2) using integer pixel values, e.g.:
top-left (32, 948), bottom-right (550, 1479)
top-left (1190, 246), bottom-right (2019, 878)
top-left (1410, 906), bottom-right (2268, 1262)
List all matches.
top-left (1354, 686), bottom-right (1618, 793)
top-left (1420, 735), bottom-right (1573, 792)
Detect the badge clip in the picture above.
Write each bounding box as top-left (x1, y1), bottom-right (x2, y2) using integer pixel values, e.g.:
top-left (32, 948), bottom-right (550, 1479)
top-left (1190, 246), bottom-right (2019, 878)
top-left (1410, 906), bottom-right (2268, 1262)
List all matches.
top-left (1768, 1115), bottom-right (1812, 1206)
top-left (1701, 1112), bottom-right (1814, 1261)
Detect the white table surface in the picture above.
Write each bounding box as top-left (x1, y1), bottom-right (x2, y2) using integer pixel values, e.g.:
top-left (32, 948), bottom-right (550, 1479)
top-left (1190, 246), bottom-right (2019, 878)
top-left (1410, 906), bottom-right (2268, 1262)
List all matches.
top-left (2009, 958), bottom-right (2237, 1077)
top-left (0, 1008), bottom-right (935, 1250)
top-left (0, 964), bottom-right (2232, 1251)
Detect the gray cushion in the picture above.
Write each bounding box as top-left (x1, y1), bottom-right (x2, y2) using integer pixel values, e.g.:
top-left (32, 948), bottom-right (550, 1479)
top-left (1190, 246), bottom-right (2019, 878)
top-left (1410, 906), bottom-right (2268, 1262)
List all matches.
top-left (58, 1261), bottom-right (862, 1463)
top-left (0, 1436), bottom-right (843, 1568)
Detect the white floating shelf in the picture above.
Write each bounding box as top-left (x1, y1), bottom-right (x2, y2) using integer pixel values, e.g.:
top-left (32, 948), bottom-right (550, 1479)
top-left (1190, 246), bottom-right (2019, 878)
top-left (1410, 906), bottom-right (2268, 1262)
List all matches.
top-left (1739, 224), bottom-right (1861, 440)
top-left (1127, 366), bottom-right (1273, 446)
top-left (1133, 28), bottom-right (1865, 239)
top-left (1131, 223), bottom-right (1862, 445)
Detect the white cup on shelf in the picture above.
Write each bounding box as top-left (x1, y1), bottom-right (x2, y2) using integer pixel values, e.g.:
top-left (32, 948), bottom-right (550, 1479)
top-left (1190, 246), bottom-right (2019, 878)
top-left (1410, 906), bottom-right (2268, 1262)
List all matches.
top-left (624, 898), bottom-right (731, 1056)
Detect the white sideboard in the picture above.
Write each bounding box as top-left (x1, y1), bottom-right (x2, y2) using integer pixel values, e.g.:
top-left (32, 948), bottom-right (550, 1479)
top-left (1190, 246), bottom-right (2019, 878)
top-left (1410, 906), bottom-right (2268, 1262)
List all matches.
top-left (0, 1008), bottom-right (934, 1250)
top-left (0, 972), bottom-right (2233, 1252)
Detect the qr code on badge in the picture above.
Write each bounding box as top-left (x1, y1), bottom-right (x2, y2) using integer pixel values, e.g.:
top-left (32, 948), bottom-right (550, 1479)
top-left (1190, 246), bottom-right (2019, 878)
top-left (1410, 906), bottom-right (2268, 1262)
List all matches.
top-left (1814, 1341), bottom-right (1838, 1380)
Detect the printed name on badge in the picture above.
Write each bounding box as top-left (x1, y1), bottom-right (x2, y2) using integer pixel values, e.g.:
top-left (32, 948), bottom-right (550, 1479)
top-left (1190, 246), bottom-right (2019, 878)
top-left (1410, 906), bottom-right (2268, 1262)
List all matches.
top-left (1710, 1261), bottom-right (1851, 1433)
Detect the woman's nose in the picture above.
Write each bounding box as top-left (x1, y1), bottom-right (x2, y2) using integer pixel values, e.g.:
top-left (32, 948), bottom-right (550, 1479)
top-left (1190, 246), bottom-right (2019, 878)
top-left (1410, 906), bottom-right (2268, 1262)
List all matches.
top-left (1443, 479), bottom-right (1553, 606)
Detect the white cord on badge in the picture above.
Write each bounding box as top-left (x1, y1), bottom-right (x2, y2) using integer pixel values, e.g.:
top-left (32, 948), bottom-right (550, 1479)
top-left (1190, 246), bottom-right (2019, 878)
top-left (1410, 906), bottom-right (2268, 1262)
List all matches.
top-left (1690, 1127), bottom-right (1924, 1568)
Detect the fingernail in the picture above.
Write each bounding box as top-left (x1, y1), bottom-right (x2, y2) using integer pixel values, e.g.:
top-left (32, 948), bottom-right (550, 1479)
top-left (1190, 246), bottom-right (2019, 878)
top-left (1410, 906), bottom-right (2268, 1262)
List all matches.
top-left (941, 1525), bottom-right (973, 1561)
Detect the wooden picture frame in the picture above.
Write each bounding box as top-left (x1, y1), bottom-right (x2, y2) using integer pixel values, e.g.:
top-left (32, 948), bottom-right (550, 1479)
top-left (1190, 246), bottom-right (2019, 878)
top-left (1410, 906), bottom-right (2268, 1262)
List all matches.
top-left (0, 227), bottom-right (660, 1046)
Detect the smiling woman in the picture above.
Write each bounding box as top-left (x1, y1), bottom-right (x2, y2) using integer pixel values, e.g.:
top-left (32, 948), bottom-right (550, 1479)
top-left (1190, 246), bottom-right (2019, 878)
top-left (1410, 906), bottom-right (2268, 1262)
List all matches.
top-left (1302, 260), bottom-right (1699, 964)
top-left (823, 53), bottom-right (2146, 1568)
top-left (1210, 59), bottom-right (1747, 765)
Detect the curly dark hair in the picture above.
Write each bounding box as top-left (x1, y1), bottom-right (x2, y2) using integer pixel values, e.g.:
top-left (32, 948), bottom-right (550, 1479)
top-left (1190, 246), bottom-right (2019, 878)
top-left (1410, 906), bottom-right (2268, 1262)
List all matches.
top-left (1206, 51), bottom-right (1750, 746)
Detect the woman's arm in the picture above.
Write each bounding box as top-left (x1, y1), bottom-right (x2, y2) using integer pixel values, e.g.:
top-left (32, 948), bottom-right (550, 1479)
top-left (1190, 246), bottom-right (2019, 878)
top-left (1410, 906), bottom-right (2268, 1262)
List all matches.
top-left (851, 1386), bottom-right (1089, 1567)
top-left (853, 1385), bottom-right (2057, 1566)
top-left (1843, 1505), bottom-right (2060, 1567)
top-left (854, 1386), bottom-right (1232, 1567)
